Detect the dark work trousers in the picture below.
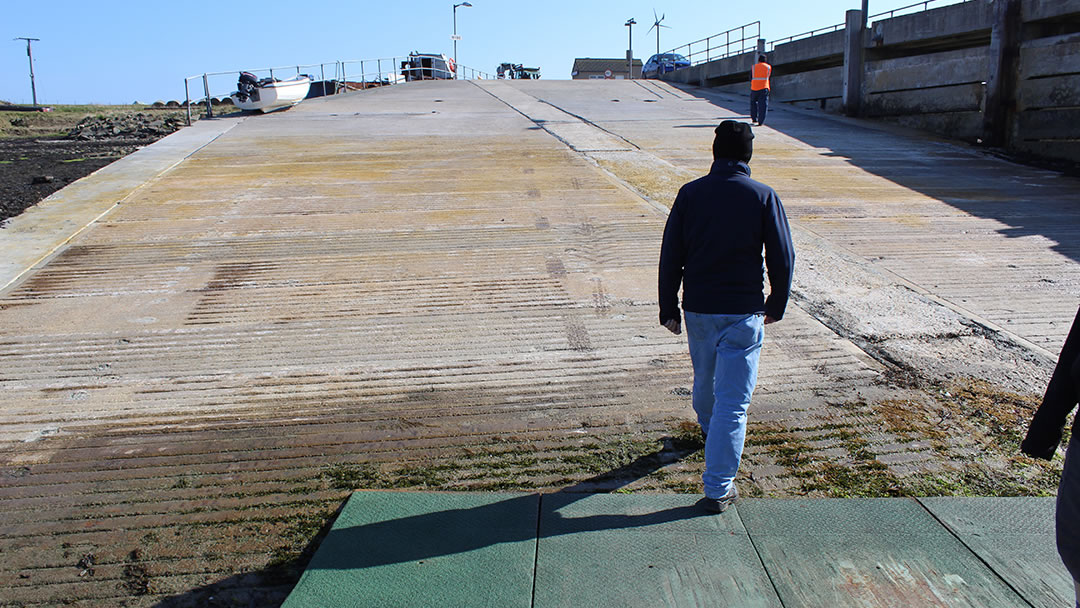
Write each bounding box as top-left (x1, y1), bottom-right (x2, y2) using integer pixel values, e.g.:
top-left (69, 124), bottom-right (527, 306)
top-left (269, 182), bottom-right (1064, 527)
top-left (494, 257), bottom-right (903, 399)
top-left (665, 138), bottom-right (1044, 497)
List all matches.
top-left (1060, 436), bottom-right (1080, 607)
top-left (750, 88), bottom-right (769, 125)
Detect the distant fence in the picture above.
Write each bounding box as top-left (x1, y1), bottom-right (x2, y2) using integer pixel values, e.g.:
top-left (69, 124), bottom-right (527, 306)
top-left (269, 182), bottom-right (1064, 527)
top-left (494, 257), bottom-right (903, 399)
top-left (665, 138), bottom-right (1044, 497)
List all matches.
top-left (182, 57), bottom-right (494, 124)
top-left (663, 22), bottom-right (760, 66)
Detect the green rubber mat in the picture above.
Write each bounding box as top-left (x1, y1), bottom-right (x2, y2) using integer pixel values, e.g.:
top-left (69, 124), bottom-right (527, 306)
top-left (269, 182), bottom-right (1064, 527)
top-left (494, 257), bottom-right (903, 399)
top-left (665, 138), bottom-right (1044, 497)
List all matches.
top-left (736, 498), bottom-right (1028, 608)
top-left (533, 493), bottom-right (781, 607)
top-left (284, 493), bottom-right (1061, 607)
top-left (282, 491), bottom-right (539, 608)
top-left (919, 496), bottom-right (1071, 608)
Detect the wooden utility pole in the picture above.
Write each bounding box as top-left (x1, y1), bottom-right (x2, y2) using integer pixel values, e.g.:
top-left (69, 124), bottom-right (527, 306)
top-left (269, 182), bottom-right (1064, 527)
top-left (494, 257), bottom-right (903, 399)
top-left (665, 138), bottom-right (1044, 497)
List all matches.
top-left (15, 37), bottom-right (40, 106)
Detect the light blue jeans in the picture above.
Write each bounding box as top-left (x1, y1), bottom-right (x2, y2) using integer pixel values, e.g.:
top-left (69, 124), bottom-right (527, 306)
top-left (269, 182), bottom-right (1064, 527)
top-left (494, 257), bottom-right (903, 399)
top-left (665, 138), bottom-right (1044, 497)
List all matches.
top-left (684, 311), bottom-right (765, 499)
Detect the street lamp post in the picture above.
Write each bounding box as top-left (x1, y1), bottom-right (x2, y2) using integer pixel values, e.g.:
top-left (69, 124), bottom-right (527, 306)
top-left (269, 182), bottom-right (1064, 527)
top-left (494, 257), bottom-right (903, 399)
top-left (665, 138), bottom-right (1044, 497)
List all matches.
top-left (453, 2), bottom-right (472, 80)
top-left (625, 18), bottom-right (636, 79)
top-left (15, 37), bottom-right (40, 106)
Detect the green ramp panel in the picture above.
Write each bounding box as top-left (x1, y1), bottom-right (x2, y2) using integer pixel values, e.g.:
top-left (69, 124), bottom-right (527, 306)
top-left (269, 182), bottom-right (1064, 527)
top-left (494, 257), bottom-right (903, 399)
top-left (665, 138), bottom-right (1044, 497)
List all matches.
top-left (282, 491), bottom-right (539, 608)
top-left (738, 498), bottom-right (1028, 608)
top-left (920, 496), bottom-right (1072, 608)
top-left (533, 493), bottom-right (782, 607)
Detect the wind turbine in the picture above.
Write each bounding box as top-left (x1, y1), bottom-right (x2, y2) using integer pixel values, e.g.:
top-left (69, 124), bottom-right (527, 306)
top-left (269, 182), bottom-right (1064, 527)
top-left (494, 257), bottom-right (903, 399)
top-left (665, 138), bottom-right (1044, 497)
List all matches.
top-left (647, 10), bottom-right (669, 55)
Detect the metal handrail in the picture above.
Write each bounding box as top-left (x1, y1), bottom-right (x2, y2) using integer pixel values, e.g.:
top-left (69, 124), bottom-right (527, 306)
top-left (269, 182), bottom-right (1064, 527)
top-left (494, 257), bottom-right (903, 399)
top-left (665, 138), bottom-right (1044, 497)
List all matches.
top-left (869, 0), bottom-right (971, 21)
top-left (768, 23), bottom-right (845, 51)
top-left (663, 22), bottom-right (761, 67)
top-left (183, 57), bottom-right (495, 124)
top-left (767, 0), bottom-right (969, 51)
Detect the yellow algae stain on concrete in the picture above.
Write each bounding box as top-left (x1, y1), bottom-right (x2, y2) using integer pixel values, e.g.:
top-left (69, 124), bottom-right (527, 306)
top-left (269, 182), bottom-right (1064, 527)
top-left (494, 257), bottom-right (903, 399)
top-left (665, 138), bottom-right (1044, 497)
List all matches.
top-left (593, 155), bottom-right (696, 210)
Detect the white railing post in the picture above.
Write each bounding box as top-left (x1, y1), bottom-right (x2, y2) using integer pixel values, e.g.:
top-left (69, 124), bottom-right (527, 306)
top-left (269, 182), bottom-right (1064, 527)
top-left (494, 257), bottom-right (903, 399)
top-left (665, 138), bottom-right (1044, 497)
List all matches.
top-left (184, 78), bottom-right (192, 125)
top-left (202, 73), bottom-right (213, 118)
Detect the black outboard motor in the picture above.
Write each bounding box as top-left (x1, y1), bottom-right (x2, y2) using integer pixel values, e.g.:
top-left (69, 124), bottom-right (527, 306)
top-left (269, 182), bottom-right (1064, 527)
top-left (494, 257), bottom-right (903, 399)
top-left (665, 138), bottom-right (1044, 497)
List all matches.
top-left (236, 72), bottom-right (260, 102)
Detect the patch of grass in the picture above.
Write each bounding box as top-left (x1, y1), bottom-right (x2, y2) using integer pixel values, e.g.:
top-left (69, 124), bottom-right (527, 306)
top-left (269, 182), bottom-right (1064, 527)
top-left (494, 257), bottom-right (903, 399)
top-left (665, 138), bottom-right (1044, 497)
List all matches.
top-left (659, 478), bottom-right (701, 494)
top-left (876, 399), bottom-right (940, 439)
top-left (264, 503), bottom-right (340, 584)
top-left (934, 378), bottom-right (1040, 452)
top-left (388, 464), bottom-right (456, 488)
top-left (904, 467), bottom-right (1039, 497)
top-left (322, 463), bottom-right (384, 490)
top-left (0, 104), bottom-right (196, 140)
top-left (750, 423), bottom-right (903, 497)
top-left (467, 479), bottom-right (542, 491)
top-left (556, 438), bottom-right (659, 475)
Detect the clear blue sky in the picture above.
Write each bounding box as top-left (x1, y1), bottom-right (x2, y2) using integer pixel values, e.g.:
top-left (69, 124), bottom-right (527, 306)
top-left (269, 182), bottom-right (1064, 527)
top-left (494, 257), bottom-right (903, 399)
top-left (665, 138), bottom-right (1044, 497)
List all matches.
top-left (2, 0), bottom-right (963, 105)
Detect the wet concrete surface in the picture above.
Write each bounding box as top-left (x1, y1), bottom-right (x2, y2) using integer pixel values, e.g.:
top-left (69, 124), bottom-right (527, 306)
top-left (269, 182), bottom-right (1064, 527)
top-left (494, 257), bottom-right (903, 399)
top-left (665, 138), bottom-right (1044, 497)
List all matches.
top-left (0, 80), bottom-right (1076, 606)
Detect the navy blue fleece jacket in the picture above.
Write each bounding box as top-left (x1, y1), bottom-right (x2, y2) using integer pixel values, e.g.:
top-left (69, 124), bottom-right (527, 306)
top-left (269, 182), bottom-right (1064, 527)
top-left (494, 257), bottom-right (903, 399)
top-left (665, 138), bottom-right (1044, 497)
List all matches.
top-left (1022, 305), bottom-right (1080, 460)
top-left (658, 160), bottom-right (794, 324)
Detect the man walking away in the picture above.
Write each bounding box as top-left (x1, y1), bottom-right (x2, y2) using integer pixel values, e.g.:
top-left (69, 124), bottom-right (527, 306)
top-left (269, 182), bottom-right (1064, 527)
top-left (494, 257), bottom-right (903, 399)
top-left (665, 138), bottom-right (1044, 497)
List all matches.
top-left (658, 120), bottom-right (795, 514)
top-left (1022, 305), bottom-right (1080, 608)
top-left (750, 54), bottom-right (771, 126)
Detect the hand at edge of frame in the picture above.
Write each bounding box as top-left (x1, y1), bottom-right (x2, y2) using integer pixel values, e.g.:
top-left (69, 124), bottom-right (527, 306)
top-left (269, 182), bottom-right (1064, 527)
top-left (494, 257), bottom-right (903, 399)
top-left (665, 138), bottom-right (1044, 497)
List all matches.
top-left (663, 319), bottom-right (682, 335)
top-left (764, 316), bottom-right (778, 325)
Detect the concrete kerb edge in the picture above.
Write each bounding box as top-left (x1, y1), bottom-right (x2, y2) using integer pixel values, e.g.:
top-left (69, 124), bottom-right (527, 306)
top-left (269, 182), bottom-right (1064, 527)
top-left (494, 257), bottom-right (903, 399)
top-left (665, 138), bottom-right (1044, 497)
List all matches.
top-left (0, 117), bottom-right (245, 296)
top-left (786, 175), bottom-right (1058, 366)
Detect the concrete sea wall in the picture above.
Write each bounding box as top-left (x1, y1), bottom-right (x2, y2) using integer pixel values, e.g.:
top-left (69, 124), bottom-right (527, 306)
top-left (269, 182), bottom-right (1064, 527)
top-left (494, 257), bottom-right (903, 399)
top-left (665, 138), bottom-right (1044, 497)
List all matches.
top-left (664, 0), bottom-right (1080, 163)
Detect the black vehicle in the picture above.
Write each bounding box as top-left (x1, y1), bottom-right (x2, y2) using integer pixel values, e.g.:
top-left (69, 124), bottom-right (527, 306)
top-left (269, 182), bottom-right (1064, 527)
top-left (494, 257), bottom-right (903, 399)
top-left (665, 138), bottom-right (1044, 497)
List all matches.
top-left (401, 52), bottom-right (456, 81)
top-left (497, 63), bottom-right (541, 79)
top-left (642, 53), bottom-right (690, 79)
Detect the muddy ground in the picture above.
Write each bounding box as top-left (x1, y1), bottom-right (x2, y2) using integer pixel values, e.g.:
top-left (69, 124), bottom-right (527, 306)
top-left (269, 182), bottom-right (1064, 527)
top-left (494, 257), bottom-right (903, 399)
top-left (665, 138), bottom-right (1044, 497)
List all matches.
top-left (0, 106), bottom-right (199, 223)
top-left (0, 138), bottom-right (148, 223)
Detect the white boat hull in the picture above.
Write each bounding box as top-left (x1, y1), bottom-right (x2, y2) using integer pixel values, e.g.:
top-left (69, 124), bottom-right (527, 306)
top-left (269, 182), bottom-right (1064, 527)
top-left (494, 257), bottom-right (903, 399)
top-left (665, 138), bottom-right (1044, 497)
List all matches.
top-left (231, 76), bottom-right (311, 113)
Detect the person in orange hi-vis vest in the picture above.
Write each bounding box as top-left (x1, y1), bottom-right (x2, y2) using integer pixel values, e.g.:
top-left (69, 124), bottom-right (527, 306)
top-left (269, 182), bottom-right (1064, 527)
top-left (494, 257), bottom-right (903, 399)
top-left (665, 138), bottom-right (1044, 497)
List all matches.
top-left (750, 54), bottom-right (771, 126)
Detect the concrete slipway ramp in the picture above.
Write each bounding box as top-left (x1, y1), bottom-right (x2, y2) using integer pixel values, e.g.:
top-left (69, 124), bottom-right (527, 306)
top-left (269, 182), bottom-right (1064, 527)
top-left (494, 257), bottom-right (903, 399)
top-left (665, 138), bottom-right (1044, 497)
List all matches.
top-left (0, 79), bottom-right (1077, 606)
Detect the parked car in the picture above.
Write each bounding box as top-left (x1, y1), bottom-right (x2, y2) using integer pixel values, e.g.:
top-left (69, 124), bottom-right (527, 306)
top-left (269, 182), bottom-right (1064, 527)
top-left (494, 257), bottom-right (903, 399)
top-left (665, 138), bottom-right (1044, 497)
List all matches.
top-left (642, 53), bottom-right (690, 78)
top-left (401, 52), bottom-right (456, 81)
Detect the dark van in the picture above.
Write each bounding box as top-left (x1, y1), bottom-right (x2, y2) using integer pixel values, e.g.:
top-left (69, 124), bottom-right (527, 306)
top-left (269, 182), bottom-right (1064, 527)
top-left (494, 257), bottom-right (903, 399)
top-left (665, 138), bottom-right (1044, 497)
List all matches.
top-left (401, 53), bottom-right (455, 81)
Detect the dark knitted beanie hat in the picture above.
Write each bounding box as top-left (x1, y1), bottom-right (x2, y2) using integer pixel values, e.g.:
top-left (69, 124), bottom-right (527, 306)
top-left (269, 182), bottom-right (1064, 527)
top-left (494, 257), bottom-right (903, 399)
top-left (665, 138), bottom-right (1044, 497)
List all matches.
top-left (713, 120), bottom-right (754, 162)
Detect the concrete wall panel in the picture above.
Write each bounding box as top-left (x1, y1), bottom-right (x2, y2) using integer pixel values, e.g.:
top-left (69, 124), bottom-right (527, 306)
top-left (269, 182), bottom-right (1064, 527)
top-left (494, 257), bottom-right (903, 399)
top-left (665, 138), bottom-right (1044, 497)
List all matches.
top-left (712, 83), bottom-right (747, 96)
top-left (870, 1), bottom-right (993, 47)
top-left (1019, 34), bottom-right (1080, 80)
top-left (1016, 107), bottom-right (1080, 140)
top-left (884, 110), bottom-right (986, 142)
top-left (773, 30), bottom-right (845, 65)
top-left (1019, 75), bottom-right (1080, 111)
top-left (665, 52), bottom-right (757, 86)
top-left (1023, 0), bottom-right (1080, 22)
top-left (865, 82), bottom-right (985, 116)
top-left (789, 98), bottom-right (845, 113)
top-left (865, 47), bottom-right (988, 93)
top-left (773, 66), bottom-right (844, 102)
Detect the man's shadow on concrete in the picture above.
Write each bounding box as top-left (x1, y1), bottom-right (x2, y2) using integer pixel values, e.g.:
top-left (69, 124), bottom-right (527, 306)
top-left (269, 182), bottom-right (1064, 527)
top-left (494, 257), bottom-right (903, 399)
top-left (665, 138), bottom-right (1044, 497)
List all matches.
top-left (303, 435), bottom-right (708, 571)
top-left (151, 434), bottom-right (707, 606)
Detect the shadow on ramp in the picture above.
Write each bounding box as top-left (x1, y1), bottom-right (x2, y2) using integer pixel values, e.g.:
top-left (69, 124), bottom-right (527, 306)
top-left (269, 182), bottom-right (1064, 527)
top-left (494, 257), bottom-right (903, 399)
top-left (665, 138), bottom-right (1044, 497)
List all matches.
top-left (683, 87), bottom-right (1080, 267)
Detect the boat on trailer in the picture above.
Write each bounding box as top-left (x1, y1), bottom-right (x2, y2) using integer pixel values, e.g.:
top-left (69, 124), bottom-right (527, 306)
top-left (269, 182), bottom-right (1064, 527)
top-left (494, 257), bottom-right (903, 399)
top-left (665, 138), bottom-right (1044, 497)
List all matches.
top-left (231, 73), bottom-right (312, 113)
